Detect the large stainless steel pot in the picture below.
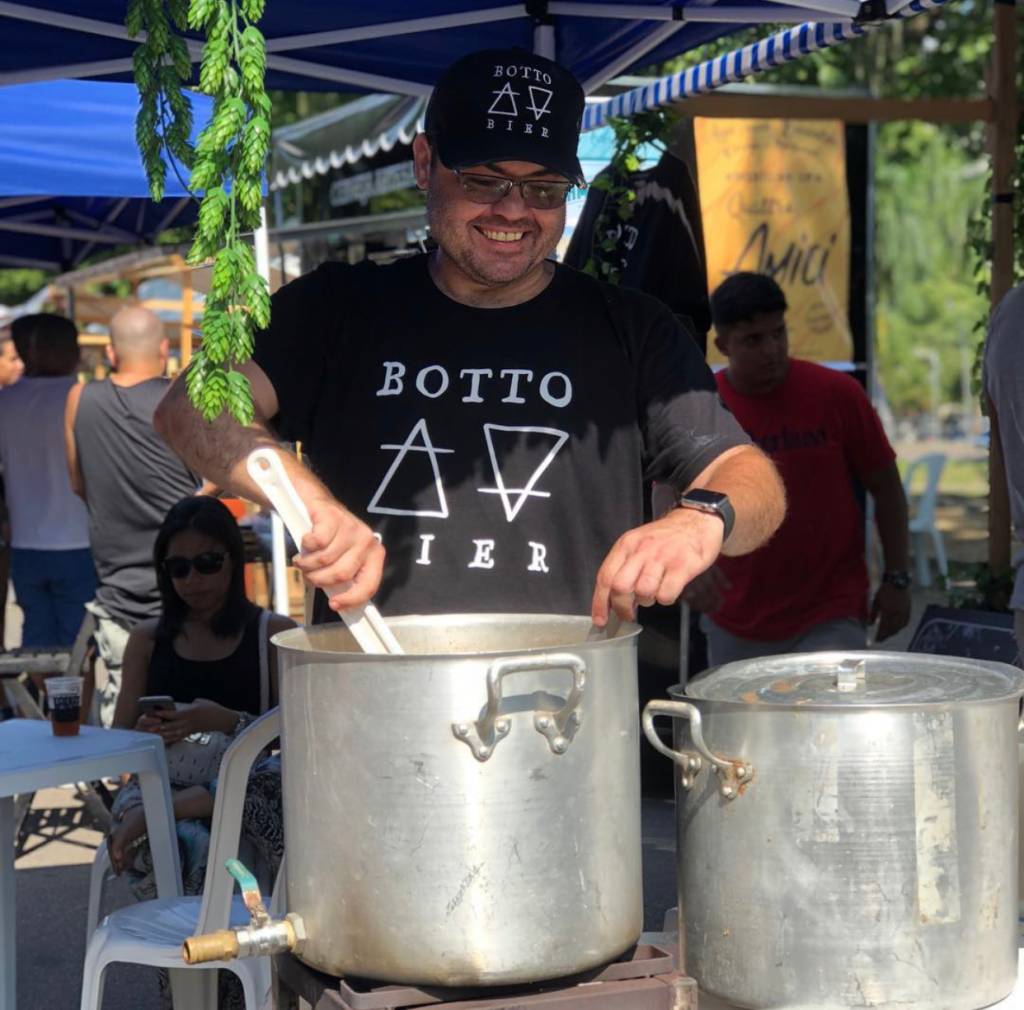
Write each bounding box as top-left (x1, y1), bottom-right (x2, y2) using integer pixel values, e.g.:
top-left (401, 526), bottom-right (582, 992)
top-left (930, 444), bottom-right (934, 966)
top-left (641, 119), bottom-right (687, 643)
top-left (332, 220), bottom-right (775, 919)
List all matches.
top-left (642, 651), bottom-right (1024, 1010)
top-left (273, 613), bottom-right (642, 986)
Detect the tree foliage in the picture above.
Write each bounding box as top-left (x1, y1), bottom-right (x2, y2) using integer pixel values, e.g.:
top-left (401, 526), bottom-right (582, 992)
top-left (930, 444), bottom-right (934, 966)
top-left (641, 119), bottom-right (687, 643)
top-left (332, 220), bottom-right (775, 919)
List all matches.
top-left (653, 0), bottom-right (1016, 415)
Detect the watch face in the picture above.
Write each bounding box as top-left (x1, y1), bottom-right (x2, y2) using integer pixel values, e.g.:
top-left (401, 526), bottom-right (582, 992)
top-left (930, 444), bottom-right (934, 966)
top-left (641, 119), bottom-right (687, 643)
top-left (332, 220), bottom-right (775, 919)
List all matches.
top-left (885, 572), bottom-right (912, 589)
top-left (681, 489), bottom-right (727, 508)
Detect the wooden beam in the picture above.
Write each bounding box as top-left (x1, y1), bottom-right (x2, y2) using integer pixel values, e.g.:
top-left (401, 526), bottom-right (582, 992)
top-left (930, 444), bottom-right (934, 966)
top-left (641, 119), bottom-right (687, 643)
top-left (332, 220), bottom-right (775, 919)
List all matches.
top-left (171, 254), bottom-right (194, 367)
top-left (677, 93), bottom-right (994, 124)
top-left (987, 0), bottom-right (1018, 574)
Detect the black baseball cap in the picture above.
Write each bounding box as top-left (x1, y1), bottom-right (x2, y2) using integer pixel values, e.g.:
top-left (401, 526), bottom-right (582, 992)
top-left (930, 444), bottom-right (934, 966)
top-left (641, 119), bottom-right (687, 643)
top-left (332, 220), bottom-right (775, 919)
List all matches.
top-left (425, 48), bottom-right (585, 186)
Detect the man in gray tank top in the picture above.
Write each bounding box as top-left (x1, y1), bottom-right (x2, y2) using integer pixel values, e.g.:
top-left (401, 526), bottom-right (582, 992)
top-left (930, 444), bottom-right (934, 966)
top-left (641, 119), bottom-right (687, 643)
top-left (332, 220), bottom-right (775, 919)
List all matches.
top-left (65, 306), bottom-right (200, 726)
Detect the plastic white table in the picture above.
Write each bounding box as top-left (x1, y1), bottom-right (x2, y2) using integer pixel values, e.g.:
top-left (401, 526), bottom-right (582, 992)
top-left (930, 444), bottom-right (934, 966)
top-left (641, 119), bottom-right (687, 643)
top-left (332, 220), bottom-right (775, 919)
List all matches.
top-left (0, 720), bottom-right (183, 1010)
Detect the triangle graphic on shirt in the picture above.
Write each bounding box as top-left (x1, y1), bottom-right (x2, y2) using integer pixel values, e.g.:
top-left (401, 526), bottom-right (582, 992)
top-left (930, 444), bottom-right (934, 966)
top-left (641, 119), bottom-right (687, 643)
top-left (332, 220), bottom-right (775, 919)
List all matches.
top-left (478, 424), bottom-right (569, 523)
top-left (367, 417), bottom-right (454, 518)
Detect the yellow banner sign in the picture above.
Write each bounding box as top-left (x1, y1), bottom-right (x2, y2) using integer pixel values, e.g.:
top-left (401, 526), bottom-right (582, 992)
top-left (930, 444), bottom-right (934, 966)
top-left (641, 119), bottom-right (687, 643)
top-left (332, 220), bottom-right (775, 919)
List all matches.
top-left (695, 118), bottom-right (852, 363)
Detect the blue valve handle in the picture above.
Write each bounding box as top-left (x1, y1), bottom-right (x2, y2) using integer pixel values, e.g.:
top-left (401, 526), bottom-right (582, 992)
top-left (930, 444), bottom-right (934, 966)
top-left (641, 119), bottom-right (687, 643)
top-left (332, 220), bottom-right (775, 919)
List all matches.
top-left (225, 858), bottom-right (269, 925)
top-left (225, 858), bottom-right (259, 894)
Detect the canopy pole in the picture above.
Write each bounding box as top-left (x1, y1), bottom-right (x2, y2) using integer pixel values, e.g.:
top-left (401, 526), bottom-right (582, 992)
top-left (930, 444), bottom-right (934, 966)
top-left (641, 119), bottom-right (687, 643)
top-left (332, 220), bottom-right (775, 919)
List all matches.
top-left (533, 20), bottom-right (555, 57)
top-left (987, 0), bottom-right (1018, 575)
top-left (254, 206), bottom-right (292, 618)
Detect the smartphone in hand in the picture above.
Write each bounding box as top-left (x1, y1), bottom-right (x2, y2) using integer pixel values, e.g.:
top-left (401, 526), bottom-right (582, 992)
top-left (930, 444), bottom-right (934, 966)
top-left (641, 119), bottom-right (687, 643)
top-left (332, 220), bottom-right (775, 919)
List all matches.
top-left (137, 695), bottom-right (176, 715)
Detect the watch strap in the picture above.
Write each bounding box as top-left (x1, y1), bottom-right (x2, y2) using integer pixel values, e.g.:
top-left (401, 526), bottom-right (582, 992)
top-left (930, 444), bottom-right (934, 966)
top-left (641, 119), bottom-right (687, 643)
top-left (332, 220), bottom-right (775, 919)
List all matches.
top-left (882, 569), bottom-right (912, 589)
top-left (676, 491), bottom-right (735, 541)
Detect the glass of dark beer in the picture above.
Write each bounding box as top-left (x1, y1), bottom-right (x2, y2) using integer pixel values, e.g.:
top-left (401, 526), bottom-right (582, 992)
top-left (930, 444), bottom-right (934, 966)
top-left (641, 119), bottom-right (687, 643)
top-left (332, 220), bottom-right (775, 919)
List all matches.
top-left (46, 676), bottom-right (84, 736)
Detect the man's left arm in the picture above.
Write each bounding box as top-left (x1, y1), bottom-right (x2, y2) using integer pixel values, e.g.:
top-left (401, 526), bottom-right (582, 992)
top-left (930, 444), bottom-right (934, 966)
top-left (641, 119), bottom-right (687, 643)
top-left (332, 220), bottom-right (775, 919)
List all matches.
top-left (862, 462), bottom-right (911, 641)
top-left (592, 444), bottom-right (785, 626)
top-left (63, 381), bottom-right (86, 500)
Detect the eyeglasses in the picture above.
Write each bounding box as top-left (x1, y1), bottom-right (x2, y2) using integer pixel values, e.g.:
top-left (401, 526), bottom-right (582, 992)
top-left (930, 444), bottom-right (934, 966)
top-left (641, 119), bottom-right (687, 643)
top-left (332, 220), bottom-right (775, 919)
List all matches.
top-left (162, 551), bottom-right (227, 579)
top-left (454, 171), bottom-right (577, 210)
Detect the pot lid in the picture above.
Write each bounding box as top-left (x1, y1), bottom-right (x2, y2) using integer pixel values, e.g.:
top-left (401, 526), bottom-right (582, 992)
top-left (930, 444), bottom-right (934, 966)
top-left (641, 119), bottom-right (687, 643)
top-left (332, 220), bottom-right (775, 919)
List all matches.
top-left (684, 650), bottom-right (1024, 708)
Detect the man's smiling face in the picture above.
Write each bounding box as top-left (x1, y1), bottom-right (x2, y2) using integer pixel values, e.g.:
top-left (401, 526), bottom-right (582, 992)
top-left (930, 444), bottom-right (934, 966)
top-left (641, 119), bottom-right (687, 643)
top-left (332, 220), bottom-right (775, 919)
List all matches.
top-left (415, 134), bottom-right (567, 292)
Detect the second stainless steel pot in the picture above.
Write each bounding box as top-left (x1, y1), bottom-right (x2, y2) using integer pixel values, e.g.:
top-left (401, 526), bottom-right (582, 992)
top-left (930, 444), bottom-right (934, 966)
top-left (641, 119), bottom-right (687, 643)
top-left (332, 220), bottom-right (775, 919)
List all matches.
top-left (274, 614), bottom-right (643, 986)
top-left (643, 651), bottom-right (1024, 1010)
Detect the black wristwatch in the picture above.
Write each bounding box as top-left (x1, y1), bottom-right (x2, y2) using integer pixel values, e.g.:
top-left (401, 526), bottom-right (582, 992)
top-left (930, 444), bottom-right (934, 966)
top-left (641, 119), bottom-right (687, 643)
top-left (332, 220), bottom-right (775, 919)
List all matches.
top-left (676, 489), bottom-right (735, 541)
top-left (882, 570), bottom-right (912, 590)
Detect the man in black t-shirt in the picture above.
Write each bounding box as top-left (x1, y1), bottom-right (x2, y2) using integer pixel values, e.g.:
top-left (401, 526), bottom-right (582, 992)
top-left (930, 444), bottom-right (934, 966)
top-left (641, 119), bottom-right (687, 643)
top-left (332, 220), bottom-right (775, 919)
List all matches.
top-left (156, 49), bottom-right (785, 628)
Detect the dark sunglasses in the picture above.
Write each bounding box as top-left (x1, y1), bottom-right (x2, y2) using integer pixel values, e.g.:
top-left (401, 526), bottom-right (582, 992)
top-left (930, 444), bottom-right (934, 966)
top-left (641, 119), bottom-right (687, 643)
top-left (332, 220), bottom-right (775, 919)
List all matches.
top-left (162, 551), bottom-right (227, 579)
top-left (454, 170), bottom-right (577, 210)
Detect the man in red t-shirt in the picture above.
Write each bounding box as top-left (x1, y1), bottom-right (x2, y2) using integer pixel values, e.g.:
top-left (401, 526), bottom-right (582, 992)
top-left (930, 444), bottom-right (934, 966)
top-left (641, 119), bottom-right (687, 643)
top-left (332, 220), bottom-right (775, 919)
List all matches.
top-left (685, 273), bottom-right (911, 666)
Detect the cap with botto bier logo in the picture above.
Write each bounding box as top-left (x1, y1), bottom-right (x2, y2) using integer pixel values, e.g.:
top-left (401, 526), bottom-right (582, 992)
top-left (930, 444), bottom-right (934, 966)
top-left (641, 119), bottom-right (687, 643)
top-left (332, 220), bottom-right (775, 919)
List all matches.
top-left (424, 48), bottom-right (586, 186)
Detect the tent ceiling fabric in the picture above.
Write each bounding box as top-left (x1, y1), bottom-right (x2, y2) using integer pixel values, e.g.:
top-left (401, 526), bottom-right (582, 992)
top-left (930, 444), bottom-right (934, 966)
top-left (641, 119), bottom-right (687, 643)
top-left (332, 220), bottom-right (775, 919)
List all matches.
top-left (0, 1), bottom-right (941, 96)
top-left (0, 79), bottom-right (209, 271)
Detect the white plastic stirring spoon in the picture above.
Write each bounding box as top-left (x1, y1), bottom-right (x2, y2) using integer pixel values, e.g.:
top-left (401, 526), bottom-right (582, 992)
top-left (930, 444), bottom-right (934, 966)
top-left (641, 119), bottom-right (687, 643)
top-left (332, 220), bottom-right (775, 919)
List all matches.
top-left (246, 447), bottom-right (403, 655)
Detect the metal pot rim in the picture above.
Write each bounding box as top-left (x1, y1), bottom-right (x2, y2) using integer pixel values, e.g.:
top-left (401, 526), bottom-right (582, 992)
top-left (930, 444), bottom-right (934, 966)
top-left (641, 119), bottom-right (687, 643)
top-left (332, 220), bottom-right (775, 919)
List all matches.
top-left (670, 690), bottom-right (1023, 712)
top-left (675, 649), bottom-right (1024, 709)
top-left (272, 612), bottom-right (642, 661)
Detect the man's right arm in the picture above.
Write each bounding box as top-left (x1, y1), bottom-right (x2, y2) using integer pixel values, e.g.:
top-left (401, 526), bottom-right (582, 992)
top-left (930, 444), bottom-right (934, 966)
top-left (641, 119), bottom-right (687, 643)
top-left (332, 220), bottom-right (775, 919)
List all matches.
top-left (154, 360), bottom-right (385, 610)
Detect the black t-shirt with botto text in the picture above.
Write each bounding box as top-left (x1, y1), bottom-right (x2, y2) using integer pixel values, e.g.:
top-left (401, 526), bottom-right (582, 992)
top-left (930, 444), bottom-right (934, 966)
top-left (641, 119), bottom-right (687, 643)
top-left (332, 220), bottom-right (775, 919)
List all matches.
top-left (254, 254), bottom-right (748, 621)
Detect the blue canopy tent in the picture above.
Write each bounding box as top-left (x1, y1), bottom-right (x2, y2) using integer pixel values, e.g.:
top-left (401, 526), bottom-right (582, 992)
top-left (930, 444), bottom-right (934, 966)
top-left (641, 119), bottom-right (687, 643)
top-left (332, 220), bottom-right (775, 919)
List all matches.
top-left (0, 1), bottom-right (952, 103)
top-left (0, 79), bottom-right (209, 271)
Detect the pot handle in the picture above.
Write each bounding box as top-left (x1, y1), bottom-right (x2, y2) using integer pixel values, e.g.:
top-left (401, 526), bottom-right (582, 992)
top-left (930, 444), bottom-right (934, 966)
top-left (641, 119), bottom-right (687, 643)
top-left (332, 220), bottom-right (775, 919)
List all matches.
top-left (453, 652), bottom-right (587, 762)
top-left (642, 699), bottom-right (753, 800)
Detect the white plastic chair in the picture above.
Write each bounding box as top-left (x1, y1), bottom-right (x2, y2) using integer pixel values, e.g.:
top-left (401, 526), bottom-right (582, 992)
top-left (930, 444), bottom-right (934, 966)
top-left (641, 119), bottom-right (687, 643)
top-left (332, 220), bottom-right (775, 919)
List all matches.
top-left (80, 708), bottom-right (281, 1010)
top-left (903, 453), bottom-right (949, 587)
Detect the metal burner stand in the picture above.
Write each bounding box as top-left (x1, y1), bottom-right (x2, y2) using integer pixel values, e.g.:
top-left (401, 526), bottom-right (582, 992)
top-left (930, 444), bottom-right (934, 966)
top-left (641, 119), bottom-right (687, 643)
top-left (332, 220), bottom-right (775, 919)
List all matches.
top-left (272, 941), bottom-right (695, 1010)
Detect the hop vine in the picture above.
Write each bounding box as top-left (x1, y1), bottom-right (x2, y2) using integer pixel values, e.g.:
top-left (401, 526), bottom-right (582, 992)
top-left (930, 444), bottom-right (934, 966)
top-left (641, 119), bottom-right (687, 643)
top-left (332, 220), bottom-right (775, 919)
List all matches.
top-left (128, 0), bottom-right (271, 424)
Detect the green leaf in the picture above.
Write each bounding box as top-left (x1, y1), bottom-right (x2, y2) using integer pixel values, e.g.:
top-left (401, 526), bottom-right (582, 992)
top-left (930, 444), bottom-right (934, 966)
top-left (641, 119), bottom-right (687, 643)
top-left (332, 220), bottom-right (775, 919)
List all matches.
top-left (187, 0), bottom-right (217, 30)
top-left (148, 13), bottom-right (170, 52)
top-left (168, 34), bottom-right (192, 81)
top-left (132, 45), bottom-right (155, 94)
top-left (245, 272), bottom-right (270, 329)
top-left (208, 1), bottom-right (232, 42)
top-left (213, 97), bottom-right (246, 145)
top-left (189, 153), bottom-right (222, 192)
top-left (237, 176), bottom-right (263, 216)
top-left (126, 0), bottom-right (145, 38)
top-left (222, 66), bottom-right (241, 96)
top-left (209, 246), bottom-right (239, 300)
top-left (251, 92), bottom-right (272, 119)
top-left (226, 369), bottom-right (255, 425)
top-left (230, 310), bottom-right (254, 360)
top-left (200, 309), bottom-right (232, 362)
top-left (240, 116), bottom-right (269, 175)
top-left (168, 0), bottom-right (190, 31)
top-left (233, 239), bottom-right (256, 274)
top-left (199, 39), bottom-right (227, 93)
top-left (197, 185), bottom-right (228, 238)
top-left (239, 25), bottom-right (266, 97)
top-left (187, 355), bottom-right (230, 422)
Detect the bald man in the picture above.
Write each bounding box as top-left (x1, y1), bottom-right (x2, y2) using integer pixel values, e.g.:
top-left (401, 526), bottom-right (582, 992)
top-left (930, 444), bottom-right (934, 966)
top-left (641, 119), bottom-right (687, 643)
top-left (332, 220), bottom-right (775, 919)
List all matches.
top-left (65, 306), bottom-right (201, 725)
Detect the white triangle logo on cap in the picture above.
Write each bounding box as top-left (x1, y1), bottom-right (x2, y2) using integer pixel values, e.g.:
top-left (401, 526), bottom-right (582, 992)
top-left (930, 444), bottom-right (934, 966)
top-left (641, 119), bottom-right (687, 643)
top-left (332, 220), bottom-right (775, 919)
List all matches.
top-left (488, 83), bottom-right (519, 117)
top-left (526, 86), bottom-right (553, 121)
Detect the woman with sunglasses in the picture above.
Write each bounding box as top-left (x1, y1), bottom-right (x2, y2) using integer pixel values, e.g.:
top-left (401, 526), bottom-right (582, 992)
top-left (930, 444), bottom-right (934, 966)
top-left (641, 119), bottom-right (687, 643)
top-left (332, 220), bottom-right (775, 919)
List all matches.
top-left (107, 497), bottom-right (293, 951)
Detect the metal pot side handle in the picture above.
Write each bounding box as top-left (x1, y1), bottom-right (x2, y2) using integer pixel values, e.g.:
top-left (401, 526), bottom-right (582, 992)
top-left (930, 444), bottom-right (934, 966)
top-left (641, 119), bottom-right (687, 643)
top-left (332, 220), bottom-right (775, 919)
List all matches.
top-left (453, 652), bottom-right (587, 762)
top-left (641, 699), bottom-right (753, 800)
